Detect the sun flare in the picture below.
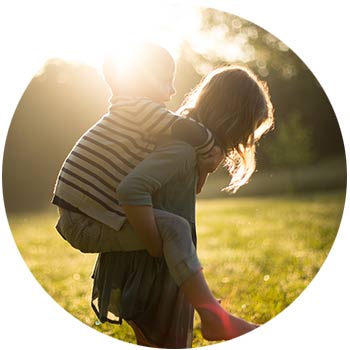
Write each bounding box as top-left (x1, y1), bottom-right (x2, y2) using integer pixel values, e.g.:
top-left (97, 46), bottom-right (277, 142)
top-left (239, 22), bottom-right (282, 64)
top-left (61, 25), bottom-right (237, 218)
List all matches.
top-left (47, 1), bottom-right (202, 70)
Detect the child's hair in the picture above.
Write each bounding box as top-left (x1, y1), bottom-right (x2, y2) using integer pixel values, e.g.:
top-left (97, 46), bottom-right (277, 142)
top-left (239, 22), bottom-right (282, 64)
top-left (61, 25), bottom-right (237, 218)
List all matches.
top-left (178, 65), bottom-right (274, 193)
top-left (103, 42), bottom-right (174, 97)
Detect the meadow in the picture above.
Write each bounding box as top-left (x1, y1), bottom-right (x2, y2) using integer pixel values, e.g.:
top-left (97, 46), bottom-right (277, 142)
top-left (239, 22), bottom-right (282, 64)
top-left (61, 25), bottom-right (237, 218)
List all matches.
top-left (8, 190), bottom-right (345, 347)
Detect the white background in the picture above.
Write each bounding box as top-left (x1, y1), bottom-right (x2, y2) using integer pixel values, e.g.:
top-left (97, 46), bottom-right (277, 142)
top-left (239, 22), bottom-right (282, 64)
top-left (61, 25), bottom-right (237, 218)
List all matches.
top-left (0, 1), bottom-right (349, 349)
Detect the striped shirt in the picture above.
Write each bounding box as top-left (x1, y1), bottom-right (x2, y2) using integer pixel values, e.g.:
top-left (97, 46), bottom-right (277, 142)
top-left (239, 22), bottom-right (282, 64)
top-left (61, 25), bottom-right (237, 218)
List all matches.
top-left (52, 96), bottom-right (214, 231)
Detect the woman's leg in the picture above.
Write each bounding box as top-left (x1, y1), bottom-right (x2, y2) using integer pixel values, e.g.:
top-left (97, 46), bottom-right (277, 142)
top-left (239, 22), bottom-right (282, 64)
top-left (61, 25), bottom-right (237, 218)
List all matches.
top-left (127, 321), bottom-right (159, 348)
top-left (180, 270), bottom-right (258, 341)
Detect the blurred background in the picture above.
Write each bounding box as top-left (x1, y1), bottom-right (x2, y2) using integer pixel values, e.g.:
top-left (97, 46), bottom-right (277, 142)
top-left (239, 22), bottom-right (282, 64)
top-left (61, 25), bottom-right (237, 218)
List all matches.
top-left (2, 6), bottom-right (346, 213)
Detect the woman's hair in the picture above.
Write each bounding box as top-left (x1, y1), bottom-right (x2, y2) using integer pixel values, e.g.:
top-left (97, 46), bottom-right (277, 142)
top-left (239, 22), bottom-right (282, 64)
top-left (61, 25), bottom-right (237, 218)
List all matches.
top-left (178, 66), bottom-right (274, 193)
top-left (103, 42), bottom-right (174, 97)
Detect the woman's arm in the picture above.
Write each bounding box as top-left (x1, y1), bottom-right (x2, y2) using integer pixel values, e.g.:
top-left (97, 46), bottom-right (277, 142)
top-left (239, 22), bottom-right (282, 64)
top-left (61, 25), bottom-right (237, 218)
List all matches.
top-left (116, 141), bottom-right (196, 257)
top-left (121, 205), bottom-right (162, 257)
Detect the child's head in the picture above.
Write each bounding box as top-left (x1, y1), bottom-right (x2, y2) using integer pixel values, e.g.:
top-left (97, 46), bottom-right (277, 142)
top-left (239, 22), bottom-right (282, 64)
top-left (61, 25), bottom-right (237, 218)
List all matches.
top-left (178, 66), bottom-right (274, 192)
top-left (103, 42), bottom-right (176, 103)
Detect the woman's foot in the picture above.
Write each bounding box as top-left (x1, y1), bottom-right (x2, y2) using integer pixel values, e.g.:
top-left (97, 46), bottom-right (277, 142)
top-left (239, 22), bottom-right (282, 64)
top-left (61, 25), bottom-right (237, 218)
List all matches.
top-left (127, 320), bottom-right (159, 347)
top-left (198, 304), bottom-right (259, 341)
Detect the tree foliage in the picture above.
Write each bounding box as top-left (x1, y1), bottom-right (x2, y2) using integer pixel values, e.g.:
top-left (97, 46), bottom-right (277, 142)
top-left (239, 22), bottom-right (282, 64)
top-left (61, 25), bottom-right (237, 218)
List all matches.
top-left (176, 8), bottom-right (344, 166)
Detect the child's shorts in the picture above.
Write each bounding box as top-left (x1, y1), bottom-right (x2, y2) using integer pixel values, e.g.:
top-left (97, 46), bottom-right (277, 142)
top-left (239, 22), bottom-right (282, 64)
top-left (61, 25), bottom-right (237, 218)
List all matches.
top-left (55, 208), bottom-right (201, 285)
top-left (55, 208), bottom-right (145, 253)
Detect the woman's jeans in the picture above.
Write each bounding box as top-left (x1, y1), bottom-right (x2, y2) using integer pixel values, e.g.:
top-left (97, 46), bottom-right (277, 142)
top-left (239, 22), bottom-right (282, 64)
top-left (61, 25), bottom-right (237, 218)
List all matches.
top-left (55, 208), bottom-right (202, 286)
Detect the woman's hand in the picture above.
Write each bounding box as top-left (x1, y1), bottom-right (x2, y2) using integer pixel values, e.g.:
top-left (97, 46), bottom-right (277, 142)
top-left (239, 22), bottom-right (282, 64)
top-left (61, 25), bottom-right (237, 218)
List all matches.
top-left (197, 146), bottom-right (225, 194)
top-left (121, 205), bottom-right (163, 257)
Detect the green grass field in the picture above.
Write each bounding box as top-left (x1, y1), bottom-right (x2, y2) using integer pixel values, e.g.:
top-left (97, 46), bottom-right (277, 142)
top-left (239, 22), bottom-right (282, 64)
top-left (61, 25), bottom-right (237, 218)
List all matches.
top-left (8, 190), bottom-right (345, 347)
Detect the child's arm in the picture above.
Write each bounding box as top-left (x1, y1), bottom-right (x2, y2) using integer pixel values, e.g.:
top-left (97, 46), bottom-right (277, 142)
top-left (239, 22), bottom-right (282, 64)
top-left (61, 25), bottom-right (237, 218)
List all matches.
top-left (117, 98), bottom-right (215, 156)
top-left (170, 117), bottom-right (215, 157)
top-left (196, 146), bottom-right (225, 194)
top-left (148, 104), bottom-right (223, 193)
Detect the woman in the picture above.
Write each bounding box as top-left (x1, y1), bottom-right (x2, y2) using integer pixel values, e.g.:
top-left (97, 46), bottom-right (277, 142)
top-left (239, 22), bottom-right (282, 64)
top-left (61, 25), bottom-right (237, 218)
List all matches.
top-left (92, 140), bottom-right (202, 347)
top-left (91, 66), bottom-right (274, 347)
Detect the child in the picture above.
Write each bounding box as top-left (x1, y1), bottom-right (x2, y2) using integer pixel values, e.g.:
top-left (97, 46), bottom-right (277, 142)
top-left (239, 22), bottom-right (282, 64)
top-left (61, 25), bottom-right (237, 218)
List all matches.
top-left (92, 65), bottom-right (274, 345)
top-left (52, 42), bottom-right (219, 254)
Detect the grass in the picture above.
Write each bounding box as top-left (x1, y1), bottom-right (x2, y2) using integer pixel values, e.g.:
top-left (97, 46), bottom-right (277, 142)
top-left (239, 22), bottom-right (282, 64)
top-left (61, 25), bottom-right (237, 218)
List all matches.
top-left (8, 190), bottom-right (345, 347)
top-left (199, 155), bottom-right (347, 199)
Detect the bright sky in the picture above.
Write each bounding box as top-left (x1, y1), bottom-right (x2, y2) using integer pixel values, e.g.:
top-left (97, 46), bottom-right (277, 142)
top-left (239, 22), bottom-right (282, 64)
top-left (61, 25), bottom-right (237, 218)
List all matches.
top-left (0, 0), bottom-right (297, 76)
top-left (28, 0), bottom-right (252, 76)
top-left (38, 1), bottom-right (202, 68)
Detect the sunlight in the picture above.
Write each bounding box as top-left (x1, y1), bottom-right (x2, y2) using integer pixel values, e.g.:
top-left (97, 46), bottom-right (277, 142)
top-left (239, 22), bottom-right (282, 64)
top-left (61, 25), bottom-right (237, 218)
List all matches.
top-left (33, 1), bottom-right (253, 79)
top-left (47, 1), bottom-right (202, 70)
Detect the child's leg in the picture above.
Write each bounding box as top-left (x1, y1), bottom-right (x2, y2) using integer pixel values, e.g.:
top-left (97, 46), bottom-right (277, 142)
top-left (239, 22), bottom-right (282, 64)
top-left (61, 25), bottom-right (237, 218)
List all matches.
top-left (152, 209), bottom-right (202, 286)
top-left (56, 207), bottom-right (202, 283)
top-left (55, 208), bottom-right (145, 253)
top-left (150, 210), bottom-right (258, 341)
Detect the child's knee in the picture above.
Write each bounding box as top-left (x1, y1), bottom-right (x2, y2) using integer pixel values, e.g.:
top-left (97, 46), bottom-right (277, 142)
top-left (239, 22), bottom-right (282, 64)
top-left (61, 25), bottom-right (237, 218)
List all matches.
top-left (169, 215), bottom-right (191, 234)
top-left (55, 209), bottom-right (99, 253)
top-left (155, 211), bottom-right (191, 241)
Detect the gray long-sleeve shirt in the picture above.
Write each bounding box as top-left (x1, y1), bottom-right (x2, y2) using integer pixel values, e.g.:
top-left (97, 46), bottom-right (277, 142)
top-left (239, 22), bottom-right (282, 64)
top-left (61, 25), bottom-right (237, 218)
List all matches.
top-left (116, 140), bottom-right (197, 224)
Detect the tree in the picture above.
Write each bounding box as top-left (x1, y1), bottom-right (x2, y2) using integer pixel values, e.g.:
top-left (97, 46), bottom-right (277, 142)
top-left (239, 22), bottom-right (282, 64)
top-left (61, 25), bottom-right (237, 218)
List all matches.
top-left (180, 7), bottom-right (344, 165)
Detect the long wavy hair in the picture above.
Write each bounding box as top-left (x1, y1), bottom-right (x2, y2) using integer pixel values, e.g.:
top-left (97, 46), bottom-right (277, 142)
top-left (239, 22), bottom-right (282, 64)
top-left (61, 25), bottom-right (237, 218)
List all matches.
top-left (177, 66), bottom-right (274, 193)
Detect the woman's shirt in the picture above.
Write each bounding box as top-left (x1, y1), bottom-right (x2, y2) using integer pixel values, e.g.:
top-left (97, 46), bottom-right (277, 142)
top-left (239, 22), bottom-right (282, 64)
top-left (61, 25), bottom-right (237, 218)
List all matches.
top-left (116, 140), bottom-right (197, 224)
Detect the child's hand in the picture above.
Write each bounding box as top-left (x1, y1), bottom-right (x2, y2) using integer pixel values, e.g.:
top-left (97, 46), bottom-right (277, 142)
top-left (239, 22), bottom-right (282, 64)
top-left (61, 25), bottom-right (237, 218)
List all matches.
top-left (196, 146), bottom-right (225, 194)
top-left (198, 146), bottom-right (225, 173)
